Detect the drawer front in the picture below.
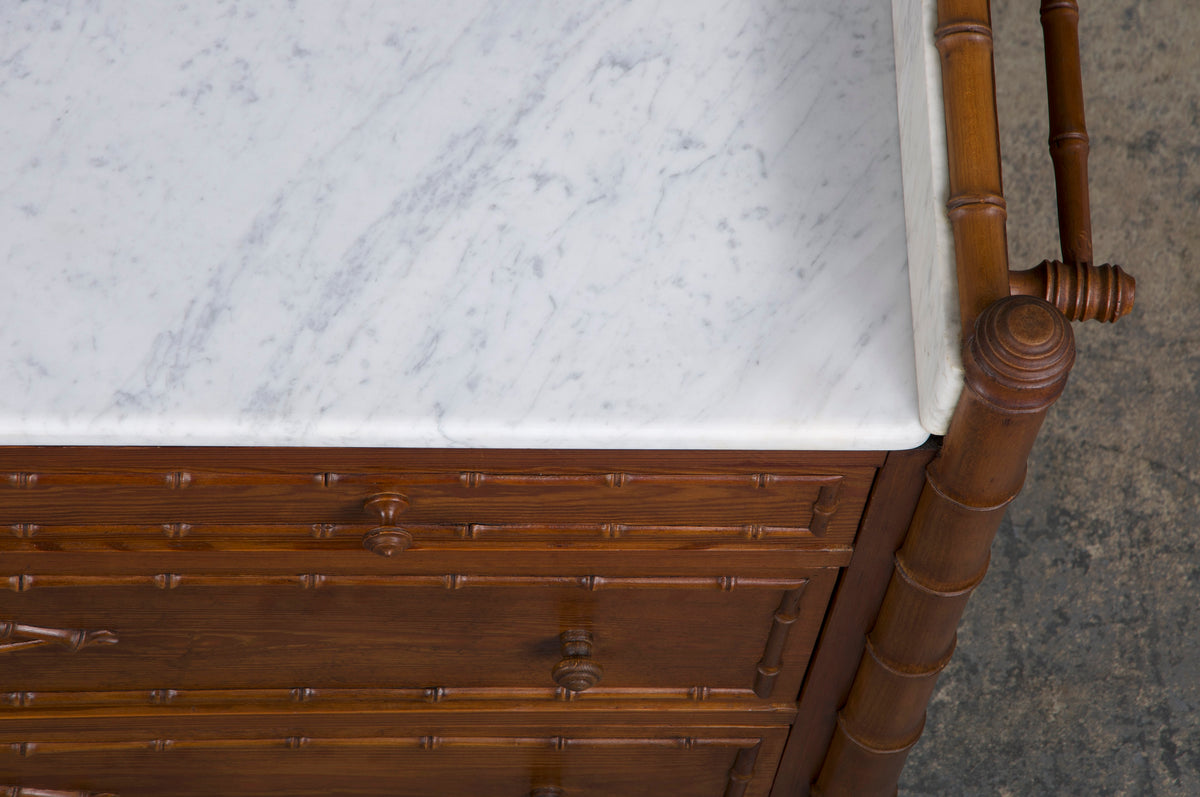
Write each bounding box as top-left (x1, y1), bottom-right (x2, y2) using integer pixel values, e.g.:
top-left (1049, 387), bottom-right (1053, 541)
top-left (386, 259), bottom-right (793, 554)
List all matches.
top-left (0, 450), bottom-right (877, 551)
top-left (0, 570), bottom-right (835, 703)
top-left (0, 725), bottom-right (787, 797)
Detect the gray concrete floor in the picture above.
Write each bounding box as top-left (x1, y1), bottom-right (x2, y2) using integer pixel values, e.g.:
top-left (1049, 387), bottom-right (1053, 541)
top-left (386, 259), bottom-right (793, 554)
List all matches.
top-left (901, 1), bottom-right (1200, 794)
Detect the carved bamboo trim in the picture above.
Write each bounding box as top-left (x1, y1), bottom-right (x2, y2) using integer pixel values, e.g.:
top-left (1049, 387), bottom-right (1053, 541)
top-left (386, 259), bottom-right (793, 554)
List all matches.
top-left (1040, 0), bottom-right (1092, 267)
top-left (812, 296), bottom-right (1076, 796)
top-left (807, 483), bottom-right (842, 538)
top-left (0, 470), bottom-right (843, 491)
top-left (0, 622), bottom-right (117, 655)
top-left (1, 788), bottom-right (117, 797)
top-left (4, 735), bottom-right (763, 756)
top-left (934, 0), bottom-right (1011, 330)
top-left (4, 521), bottom-right (823, 544)
top-left (1, 574), bottom-right (808, 592)
top-left (753, 583), bottom-right (810, 698)
top-left (724, 741), bottom-right (763, 797)
top-left (1, 685), bottom-right (765, 711)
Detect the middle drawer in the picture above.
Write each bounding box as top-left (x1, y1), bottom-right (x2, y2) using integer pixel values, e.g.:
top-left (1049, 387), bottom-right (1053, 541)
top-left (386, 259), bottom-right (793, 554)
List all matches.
top-left (0, 568), bottom-right (835, 702)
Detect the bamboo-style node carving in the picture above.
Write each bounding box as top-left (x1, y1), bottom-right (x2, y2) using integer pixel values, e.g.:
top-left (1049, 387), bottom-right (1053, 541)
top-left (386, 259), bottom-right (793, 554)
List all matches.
top-left (163, 471), bottom-right (191, 489)
top-left (753, 583), bottom-right (809, 698)
top-left (551, 630), bottom-right (602, 693)
top-left (1010, 0), bottom-right (1138, 324)
top-left (808, 482), bottom-right (843, 537)
top-left (0, 621), bottom-right (118, 655)
top-left (725, 741), bottom-right (762, 797)
top-left (361, 492), bottom-right (412, 556)
top-left (6, 473), bottom-right (38, 488)
top-left (813, 296), bottom-right (1076, 796)
top-left (1, 787), bottom-right (118, 797)
top-left (1009, 259), bottom-right (1135, 322)
top-left (1, 572), bottom-right (807, 592)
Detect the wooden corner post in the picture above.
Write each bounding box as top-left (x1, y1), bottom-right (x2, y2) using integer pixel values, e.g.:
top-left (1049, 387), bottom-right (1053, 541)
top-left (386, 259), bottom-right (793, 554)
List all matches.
top-left (812, 294), bottom-right (1076, 796)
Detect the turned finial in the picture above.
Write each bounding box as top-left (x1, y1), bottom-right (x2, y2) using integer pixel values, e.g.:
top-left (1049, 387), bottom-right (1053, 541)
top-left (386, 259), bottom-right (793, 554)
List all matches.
top-left (965, 295), bottom-right (1076, 411)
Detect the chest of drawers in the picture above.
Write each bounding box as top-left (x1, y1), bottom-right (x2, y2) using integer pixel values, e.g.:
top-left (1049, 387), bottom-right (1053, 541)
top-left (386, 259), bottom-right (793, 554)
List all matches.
top-left (0, 0), bottom-right (1137, 794)
top-left (0, 448), bottom-right (908, 796)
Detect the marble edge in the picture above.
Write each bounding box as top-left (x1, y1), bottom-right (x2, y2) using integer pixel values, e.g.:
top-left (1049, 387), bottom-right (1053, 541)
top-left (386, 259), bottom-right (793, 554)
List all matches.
top-left (0, 419), bottom-right (933, 452)
top-left (892, 0), bottom-right (964, 435)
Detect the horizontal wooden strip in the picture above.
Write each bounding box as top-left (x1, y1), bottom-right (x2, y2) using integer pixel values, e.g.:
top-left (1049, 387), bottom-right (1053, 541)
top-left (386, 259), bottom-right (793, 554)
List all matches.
top-left (1, 686), bottom-right (760, 711)
top-left (1, 573), bottom-right (809, 592)
top-left (4, 734), bottom-right (763, 756)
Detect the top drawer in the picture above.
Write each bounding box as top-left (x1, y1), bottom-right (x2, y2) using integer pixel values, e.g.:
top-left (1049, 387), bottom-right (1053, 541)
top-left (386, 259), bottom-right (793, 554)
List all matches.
top-left (0, 449), bottom-right (880, 550)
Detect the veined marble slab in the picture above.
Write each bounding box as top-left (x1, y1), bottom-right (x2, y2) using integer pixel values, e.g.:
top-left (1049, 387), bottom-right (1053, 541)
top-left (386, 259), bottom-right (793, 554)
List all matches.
top-left (1, 0), bottom-right (958, 449)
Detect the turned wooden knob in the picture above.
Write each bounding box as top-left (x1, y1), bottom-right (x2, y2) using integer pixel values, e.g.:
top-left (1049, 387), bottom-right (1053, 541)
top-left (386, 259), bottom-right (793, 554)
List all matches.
top-left (1009, 260), bottom-right (1135, 322)
top-left (966, 295), bottom-right (1075, 412)
top-left (552, 630), bottom-right (602, 693)
top-left (529, 789), bottom-right (565, 797)
top-left (362, 493), bottom-right (412, 557)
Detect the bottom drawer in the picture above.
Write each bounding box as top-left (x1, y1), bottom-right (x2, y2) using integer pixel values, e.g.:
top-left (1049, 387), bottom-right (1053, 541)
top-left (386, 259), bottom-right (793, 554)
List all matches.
top-left (0, 724), bottom-right (786, 797)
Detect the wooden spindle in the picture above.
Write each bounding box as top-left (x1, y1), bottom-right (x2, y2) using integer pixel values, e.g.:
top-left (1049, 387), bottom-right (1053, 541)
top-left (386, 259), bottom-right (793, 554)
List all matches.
top-left (1040, 0), bottom-right (1092, 267)
top-left (1008, 1), bottom-right (1138, 323)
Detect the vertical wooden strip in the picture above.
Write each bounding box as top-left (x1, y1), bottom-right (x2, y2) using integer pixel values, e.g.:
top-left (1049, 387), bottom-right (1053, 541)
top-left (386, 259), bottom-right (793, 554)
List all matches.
top-left (753, 583), bottom-right (809, 698)
top-left (769, 445), bottom-right (936, 797)
top-left (1040, 0), bottom-right (1093, 267)
top-left (724, 741), bottom-right (762, 797)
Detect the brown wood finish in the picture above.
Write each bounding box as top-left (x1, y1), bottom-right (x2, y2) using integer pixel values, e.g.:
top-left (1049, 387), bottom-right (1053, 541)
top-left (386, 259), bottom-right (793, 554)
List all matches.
top-left (1040, 0), bottom-right (1093, 267)
top-left (936, 0), bottom-right (1011, 331)
top-left (0, 623), bottom-right (117, 657)
top-left (2, 788), bottom-right (115, 797)
top-left (812, 296), bottom-right (1076, 795)
top-left (0, 571), bottom-right (833, 697)
top-left (1007, 0), bottom-right (1137, 321)
top-left (769, 445), bottom-right (937, 797)
top-left (1009, 259), bottom-right (1135, 321)
top-left (0, 459), bottom-right (872, 545)
top-left (0, 725), bottom-right (787, 797)
top-left (0, 447), bottom-right (873, 792)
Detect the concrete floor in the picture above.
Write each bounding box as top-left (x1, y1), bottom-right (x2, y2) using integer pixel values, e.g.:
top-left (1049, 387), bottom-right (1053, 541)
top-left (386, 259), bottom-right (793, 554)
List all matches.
top-left (901, 1), bottom-right (1200, 794)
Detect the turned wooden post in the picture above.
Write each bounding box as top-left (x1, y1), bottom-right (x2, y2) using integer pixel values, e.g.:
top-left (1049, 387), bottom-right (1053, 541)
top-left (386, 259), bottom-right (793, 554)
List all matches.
top-left (936, 0), bottom-right (1012, 331)
top-left (812, 295), bottom-right (1076, 796)
top-left (1040, 0), bottom-right (1092, 267)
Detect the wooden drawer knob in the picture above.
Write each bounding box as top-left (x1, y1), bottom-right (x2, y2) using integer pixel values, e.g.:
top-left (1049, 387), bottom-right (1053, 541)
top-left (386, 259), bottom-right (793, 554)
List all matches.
top-left (362, 493), bottom-right (412, 557)
top-left (530, 789), bottom-right (564, 797)
top-left (551, 629), bottom-right (602, 693)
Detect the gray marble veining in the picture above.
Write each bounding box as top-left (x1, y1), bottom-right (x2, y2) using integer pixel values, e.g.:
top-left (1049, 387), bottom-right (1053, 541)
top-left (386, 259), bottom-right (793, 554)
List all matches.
top-left (1, 0), bottom-right (954, 448)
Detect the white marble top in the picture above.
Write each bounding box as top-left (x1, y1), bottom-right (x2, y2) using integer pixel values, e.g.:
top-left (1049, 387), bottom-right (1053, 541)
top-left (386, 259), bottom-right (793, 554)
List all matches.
top-left (0, 0), bottom-right (960, 450)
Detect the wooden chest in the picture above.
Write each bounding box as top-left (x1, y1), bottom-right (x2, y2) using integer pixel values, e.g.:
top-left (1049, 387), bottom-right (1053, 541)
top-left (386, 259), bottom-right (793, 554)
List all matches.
top-left (0, 447), bottom-right (928, 796)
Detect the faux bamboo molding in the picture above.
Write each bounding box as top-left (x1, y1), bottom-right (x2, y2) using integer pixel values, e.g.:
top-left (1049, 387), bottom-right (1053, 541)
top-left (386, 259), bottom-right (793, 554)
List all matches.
top-left (1008, 0), bottom-right (1137, 321)
top-left (1, 788), bottom-right (116, 797)
top-left (1040, 0), bottom-right (1092, 267)
top-left (935, 0), bottom-right (1011, 331)
top-left (811, 296), bottom-right (1076, 796)
top-left (0, 622), bottom-right (118, 656)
